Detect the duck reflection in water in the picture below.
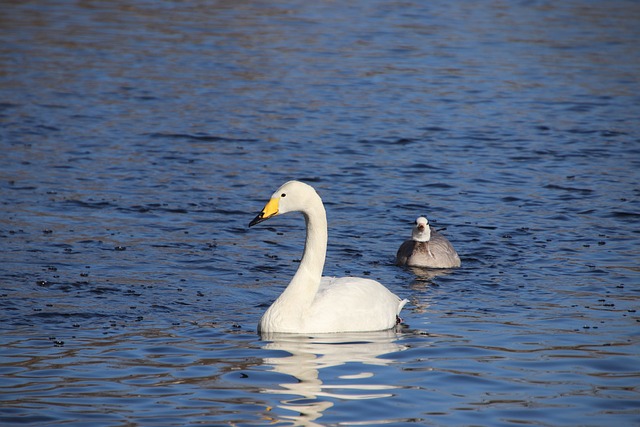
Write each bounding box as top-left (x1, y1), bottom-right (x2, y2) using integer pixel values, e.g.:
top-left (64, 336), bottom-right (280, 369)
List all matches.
top-left (260, 330), bottom-right (406, 427)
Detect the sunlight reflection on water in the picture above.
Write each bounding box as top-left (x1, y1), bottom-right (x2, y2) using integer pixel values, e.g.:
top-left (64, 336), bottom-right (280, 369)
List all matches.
top-left (260, 331), bottom-right (406, 426)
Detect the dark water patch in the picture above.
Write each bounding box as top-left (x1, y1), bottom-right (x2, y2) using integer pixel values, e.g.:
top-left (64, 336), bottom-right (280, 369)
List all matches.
top-left (577, 209), bottom-right (598, 216)
top-left (421, 126), bottom-right (449, 133)
top-left (576, 148), bottom-right (614, 159)
top-left (116, 205), bottom-right (189, 214)
top-left (501, 196), bottom-right (521, 203)
top-left (508, 155), bottom-right (543, 162)
top-left (391, 137), bottom-right (422, 145)
top-left (89, 285), bottom-right (123, 295)
top-left (74, 239), bottom-right (104, 246)
top-left (0, 414), bottom-right (58, 425)
top-left (119, 203), bottom-right (172, 213)
top-left (30, 311), bottom-right (112, 320)
top-left (69, 113), bottom-right (103, 120)
top-left (67, 150), bottom-right (94, 160)
top-left (150, 242), bottom-right (196, 250)
top-left (0, 102), bottom-right (21, 110)
top-left (600, 130), bottom-right (628, 138)
top-left (565, 104), bottom-right (602, 114)
top-left (250, 264), bottom-right (284, 274)
top-left (357, 138), bottom-right (385, 145)
top-left (37, 280), bottom-right (96, 293)
top-left (565, 127), bottom-right (630, 141)
top-left (407, 162), bottom-right (445, 172)
top-left (334, 146), bottom-right (361, 156)
top-left (146, 132), bottom-right (258, 143)
top-left (460, 223), bottom-right (498, 232)
top-left (159, 154), bottom-right (202, 164)
top-left (6, 184), bottom-right (38, 191)
top-left (532, 148), bottom-right (563, 157)
top-left (122, 205), bottom-right (155, 213)
top-left (156, 207), bottom-right (189, 214)
top-left (338, 247), bottom-right (364, 258)
top-left (149, 304), bottom-right (175, 313)
top-left (544, 184), bottom-right (594, 195)
top-left (63, 199), bottom-right (114, 210)
top-left (398, 203), bottom-right (427, 211)
top-left (35, 124), bottom-right (61, 132)
top-left (460, 133), bottom-right (501, 143)
top-left (427, 182), bottom-right (456, 189)
top-left (294, 176), bottom-right (323, 183)
top-left (37, 103), bottom-right (68, 110)
top-left (609, 211), bottom-right (640, 219)
top-left (209, 208), bottom-right (251, 216)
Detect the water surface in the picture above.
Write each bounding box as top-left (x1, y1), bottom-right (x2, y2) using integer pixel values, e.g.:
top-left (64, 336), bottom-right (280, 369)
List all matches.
top-left (1, 1), bottom-right (639, 426)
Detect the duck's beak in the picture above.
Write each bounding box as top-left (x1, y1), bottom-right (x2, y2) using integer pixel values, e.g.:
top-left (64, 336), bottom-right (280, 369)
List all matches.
top-left (249, 197), bottom-right (279, 227)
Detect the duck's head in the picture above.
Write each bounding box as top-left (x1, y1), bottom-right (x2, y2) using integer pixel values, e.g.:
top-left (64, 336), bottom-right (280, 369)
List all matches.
top-left (412, 216), bottom-right (431, 242)
top-left (249, 180), bottom-right (319, 227)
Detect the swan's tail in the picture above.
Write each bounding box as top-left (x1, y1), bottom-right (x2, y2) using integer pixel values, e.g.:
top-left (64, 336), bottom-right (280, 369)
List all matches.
top-left (396, 298), bottom-right (409, 324)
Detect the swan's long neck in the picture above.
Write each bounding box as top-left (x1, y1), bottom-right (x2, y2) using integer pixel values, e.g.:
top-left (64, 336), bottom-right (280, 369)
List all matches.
top-left (300, 208), bottom-right (328, 280)
top-left (280, 196), bottom-right (327, 307)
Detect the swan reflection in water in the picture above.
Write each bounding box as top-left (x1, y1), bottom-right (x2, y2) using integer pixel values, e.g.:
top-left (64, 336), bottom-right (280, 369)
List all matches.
top-left (260, 329), bottom-right (407, 426)
top-left (404, 266), bottom-right (453, 315)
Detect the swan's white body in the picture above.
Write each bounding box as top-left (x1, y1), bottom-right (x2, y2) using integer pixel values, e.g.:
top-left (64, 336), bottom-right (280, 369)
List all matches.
top-left (396, 217), bottom-right (461, 269)
top-left (250, 181), bottom-right (407, 334)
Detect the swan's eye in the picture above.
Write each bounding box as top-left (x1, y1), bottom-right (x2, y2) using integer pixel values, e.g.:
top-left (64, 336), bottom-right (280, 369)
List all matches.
top-left (281, 193), bottom-right (287, 198)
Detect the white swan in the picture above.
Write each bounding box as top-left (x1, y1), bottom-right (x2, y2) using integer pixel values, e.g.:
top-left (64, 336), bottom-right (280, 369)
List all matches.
top-left (396, 216), bottom-right (461, 269)
top-left (249, 180), bottom-right (408, 334)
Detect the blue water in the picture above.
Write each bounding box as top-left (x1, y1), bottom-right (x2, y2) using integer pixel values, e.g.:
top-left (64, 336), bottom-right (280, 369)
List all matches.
top-left (1, 1), bottom-right (639, 426)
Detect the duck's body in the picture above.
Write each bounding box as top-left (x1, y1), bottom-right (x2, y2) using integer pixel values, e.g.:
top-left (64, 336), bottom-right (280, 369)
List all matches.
top-left (250, 180), bottom-right (407, 334)
top-left (396, 217), bottom-right (461, 269)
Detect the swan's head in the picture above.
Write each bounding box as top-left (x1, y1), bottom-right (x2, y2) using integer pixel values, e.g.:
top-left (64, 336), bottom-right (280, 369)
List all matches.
top-left (412, 216), bottom-right (431, 242)
top-left (249, 180), bottom-right (320, 227)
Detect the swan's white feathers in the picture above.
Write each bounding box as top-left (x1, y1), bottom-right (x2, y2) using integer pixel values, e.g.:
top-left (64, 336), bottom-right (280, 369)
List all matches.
top-left (308, 277), bottom-right (406, 333)
top-left (251, 180), bottom-right (407, 334)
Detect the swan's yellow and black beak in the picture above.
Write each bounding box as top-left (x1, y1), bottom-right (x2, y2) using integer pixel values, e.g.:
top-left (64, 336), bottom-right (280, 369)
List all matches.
top-left (249, 197), bottom-right (279, 227)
